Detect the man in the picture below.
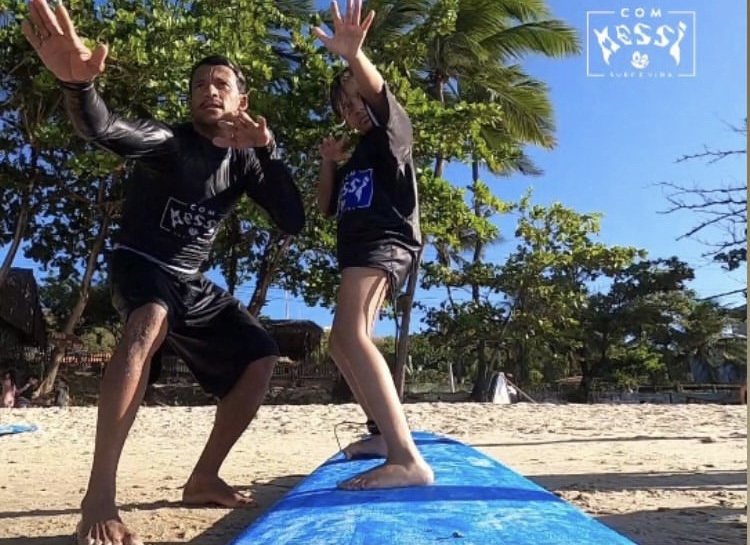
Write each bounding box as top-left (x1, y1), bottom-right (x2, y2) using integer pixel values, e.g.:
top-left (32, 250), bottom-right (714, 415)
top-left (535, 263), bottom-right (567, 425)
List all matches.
top-left (22, 1), bottom-right (305, 544)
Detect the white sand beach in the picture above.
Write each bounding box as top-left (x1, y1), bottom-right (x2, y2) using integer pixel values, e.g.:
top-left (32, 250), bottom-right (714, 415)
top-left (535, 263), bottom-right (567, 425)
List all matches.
top-left (0, 402), bottom-right (746, 545)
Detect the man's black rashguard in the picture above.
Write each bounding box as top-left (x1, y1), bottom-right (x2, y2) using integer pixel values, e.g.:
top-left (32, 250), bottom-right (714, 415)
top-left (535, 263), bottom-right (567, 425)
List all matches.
top-left (61, 82), bottom-right (305, 397)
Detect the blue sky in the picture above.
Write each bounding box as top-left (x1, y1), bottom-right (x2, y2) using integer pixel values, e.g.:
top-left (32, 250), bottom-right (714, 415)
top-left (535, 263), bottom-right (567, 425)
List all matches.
top-left (2, 0), bottom-right (747, 337)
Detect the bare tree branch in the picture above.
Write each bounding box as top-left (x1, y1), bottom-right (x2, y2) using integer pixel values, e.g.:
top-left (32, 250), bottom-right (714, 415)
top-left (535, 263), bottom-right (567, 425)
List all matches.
top-left (658, 118), bottom-right (747, 271)
top-left (698, 288), bottom-right (747, 301)
top-left (675, 119), bottom-right (747, 165)
top-left (675, 147), bottom-right (746, 165)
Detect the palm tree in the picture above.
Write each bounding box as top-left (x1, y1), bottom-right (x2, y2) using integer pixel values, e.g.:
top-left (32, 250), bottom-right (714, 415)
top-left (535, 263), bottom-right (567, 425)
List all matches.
top-left (415, 0), bottom-right (580, 276)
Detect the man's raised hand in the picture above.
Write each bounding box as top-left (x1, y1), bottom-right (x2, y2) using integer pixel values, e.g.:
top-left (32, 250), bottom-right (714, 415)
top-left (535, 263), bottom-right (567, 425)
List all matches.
top-left (22, 0), bottom-right (108, 83)
top-left (213, 112), bottom-right (274, 149)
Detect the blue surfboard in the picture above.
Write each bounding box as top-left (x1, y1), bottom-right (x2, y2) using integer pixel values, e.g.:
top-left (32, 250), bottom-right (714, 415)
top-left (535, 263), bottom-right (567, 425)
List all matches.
top-left (230, 431), bottom-right (637, 545)
top-left (0, 423), bottom-right (37, 436)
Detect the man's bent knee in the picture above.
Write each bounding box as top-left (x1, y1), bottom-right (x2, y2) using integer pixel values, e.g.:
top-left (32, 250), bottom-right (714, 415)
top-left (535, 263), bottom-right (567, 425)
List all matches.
top-left (120, 303), bottom-right (168, 357)
top-left (248, 355), bottom-right (277, 382)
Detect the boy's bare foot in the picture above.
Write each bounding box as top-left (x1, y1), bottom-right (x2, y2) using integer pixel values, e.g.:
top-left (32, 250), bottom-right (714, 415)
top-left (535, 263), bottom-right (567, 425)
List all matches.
top-left (343, 434), bottom-right (387, 459)
top-left (338, 459), bottom-right (434, 490)
top-left (182, 473), bottom-right (257, 508)
top-left (76, 510), bottom-right (142, 545)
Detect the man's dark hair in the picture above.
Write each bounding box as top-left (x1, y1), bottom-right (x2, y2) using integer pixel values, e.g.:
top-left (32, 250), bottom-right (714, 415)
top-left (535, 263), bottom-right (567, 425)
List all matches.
top-left (189, 55), bottom-right (247, 94)
top-left (330, 67), bottom-right (352, 119)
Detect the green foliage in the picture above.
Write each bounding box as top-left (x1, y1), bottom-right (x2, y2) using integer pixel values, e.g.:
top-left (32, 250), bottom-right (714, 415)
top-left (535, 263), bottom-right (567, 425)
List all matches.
top-left (417, 192), bottom-right (726, 395)
top-left (39, 276), bottom-right (120, 342)
top-left (4, 0), bottom-right (734, 401)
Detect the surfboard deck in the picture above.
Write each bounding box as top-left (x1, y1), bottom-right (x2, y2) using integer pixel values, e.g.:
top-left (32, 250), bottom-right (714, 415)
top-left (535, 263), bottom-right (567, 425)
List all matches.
top-left (230, 431), bottom-right (637, 545)
top-left (0, 423), bottom-right (37, 436)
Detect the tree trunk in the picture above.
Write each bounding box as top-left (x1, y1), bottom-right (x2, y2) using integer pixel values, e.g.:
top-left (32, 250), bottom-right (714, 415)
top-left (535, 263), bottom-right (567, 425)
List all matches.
top-left (0, 202), bottom-right (30, 287)
top-left (576, 338), bottom-right (606, 403)
top-left (470, 158), bottom-right (483, 303)
top-left (394, 246), bottom-right (423, 400)
top-left (0, 155), bottom-right (38, 288)
top-left (38, 210), bottom-right (112, 396)
top-left (472, 296), bottom-right (517, 401)
top-left (247, 234), bottom-right (292, 316)
top-left (394, 80), bottom-right (447, 398)
top-left (577, 359), bottom-right (592, 403)
top-left (470, 339), bottom-right (490, 400)
top-left (394, 77), bottom-right (446, 399)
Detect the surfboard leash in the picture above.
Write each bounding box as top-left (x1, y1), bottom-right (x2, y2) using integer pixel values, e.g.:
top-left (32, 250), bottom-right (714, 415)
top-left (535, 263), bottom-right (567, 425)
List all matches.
top-left (333, 419), bottom-right (370, 452)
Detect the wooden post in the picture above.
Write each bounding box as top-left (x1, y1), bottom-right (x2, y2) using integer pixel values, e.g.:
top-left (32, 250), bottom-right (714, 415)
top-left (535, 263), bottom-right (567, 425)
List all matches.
top-left (506, 375), bottom-right (537, 404)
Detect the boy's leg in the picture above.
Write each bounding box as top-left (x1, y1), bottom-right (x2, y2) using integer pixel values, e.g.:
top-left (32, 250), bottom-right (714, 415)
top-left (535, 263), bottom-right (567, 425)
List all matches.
top-left (336, 279), bottom-right (389, 459)
top-left (329, 267), bottom-right (433, 489)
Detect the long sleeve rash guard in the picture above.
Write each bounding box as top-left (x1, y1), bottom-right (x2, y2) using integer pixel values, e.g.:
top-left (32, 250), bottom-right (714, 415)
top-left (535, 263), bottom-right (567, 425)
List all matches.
top-left (61, 81), bottom-right (305, 274)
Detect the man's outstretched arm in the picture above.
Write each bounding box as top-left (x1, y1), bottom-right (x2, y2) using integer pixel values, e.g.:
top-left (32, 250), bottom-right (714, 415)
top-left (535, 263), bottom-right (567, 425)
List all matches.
top-left (22, 0), bottom-right (173, 158)
top-left (61, 82), bottom-right (174, 159)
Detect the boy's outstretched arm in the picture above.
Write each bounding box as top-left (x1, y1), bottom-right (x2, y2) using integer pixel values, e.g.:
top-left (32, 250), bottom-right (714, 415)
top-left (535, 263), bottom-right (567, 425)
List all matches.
top-left (313, 0), bottom-right (388, 118)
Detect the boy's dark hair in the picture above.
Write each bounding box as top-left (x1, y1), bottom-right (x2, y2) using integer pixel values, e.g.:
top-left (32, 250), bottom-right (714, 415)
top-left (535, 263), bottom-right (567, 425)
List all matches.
top-left (330, 67), bottom-right (352, 119)
top-left (189, 55), bottom-right (247, 94)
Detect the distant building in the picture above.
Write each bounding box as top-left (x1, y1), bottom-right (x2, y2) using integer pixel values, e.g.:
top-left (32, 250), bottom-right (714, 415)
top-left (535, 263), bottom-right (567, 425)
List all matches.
top-left (0, 268), bottom-right (48, 362)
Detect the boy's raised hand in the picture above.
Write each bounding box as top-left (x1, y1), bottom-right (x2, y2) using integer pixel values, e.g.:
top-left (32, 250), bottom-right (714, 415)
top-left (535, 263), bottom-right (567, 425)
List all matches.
top-left (313, 0), bottom-right (375, 60)
top-left (319, 136), bottom-right (349, 162)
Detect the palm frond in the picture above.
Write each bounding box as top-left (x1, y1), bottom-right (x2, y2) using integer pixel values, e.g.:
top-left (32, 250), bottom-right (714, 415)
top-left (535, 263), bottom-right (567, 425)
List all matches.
top-left (483, 20), bottom-right (581, 60)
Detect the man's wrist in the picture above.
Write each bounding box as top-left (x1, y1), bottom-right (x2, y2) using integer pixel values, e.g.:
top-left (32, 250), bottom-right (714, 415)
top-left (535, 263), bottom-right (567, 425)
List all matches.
top-left (254, 136), bottom-right (276, 158)
top-left (58, 79), bottom-right (95, 90)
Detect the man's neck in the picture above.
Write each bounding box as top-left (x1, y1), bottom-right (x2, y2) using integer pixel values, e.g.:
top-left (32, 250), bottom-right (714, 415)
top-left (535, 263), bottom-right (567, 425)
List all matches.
top-left (192, 121), bottom-right (220, 142)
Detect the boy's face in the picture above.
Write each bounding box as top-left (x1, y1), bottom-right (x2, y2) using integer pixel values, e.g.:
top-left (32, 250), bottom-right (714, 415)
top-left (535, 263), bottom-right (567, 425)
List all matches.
top-left (338, 73), bottom-right (373, 134)
top-left (190, 64), bottom-right (247, 126)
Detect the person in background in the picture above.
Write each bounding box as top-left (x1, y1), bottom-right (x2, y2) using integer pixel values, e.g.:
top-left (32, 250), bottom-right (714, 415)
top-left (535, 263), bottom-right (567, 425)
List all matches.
top-left (2, 369), bottom-right (18, 408)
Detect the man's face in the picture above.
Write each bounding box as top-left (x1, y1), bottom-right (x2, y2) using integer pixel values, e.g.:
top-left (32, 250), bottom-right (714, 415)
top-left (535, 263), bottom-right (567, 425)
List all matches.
top-left (190, 64), bottom-right (247, 126)
top-left (338, 73), bottom-right (373, 134)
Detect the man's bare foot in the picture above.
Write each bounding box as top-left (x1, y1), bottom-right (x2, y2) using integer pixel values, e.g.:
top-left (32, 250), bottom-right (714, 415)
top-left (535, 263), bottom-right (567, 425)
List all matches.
top-left (182, 473), bottom-right (257, 508)
top-left (76, 513), bottom-right (142, 545)
top-left (338, 459), bottom-right (434, 490)
top-left (343, 434), bottom-right (387, 459)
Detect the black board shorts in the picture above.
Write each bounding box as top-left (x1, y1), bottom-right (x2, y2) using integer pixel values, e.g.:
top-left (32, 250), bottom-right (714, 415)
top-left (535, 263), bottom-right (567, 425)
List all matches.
top-left (338, 242), bottom-right (418, 297)
top-left (109, 249), bottom-right (279, 398)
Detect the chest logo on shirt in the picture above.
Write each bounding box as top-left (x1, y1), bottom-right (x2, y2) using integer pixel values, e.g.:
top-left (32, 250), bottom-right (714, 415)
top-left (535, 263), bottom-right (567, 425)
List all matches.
top-left (337, 169), bottom-right (374, 217)
top-left (160, 197), bottom-right (220, 240)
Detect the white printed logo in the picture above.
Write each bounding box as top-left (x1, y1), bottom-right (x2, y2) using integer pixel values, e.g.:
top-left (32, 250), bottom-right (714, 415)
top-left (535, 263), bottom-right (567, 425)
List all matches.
top-left (159, 197), bottom-right (220, 240)
top-left (586, 8), bottom-right (696, 78)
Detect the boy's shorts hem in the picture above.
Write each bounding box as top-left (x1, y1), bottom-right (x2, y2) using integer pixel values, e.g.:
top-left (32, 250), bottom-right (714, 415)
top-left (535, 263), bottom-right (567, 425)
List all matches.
top-left (338, 243), bottom-right (417, 296)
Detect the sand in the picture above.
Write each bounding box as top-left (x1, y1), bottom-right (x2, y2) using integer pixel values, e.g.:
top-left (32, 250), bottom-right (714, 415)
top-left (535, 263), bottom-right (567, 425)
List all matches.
top-left (0, 402), bottom-right (746, 545)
